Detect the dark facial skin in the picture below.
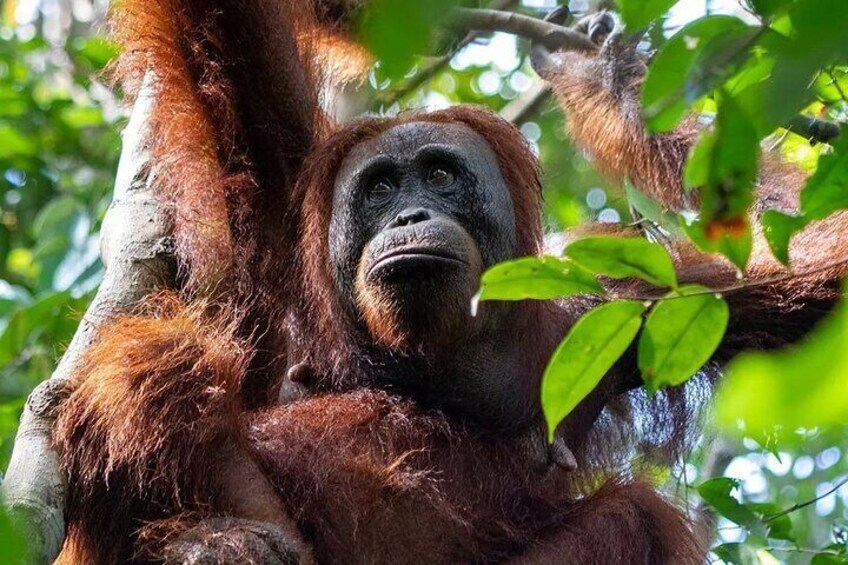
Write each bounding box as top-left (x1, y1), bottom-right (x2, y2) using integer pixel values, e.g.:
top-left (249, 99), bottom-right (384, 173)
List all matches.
top-left (330, 122), bottom-right (518, 350)
top-left (328, 122), bottom-right (533, 428)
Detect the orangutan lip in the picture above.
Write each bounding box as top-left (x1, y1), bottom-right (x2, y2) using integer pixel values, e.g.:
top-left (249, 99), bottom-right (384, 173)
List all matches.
top-left (370, 247), bottom-right (467, 275)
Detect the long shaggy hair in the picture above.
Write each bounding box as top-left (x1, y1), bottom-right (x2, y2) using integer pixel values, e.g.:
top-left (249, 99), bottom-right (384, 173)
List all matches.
top-left (53, 1), bottom-right (848, 563)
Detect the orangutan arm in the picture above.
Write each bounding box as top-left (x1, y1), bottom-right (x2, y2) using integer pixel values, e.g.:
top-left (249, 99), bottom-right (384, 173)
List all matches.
top-left (538, 11), bottom-right (847, 455)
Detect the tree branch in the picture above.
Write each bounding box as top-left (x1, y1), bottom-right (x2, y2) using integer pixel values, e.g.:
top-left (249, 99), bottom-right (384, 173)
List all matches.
top-left (766, 475), bottom-right (848, 522)
top-left (786, 115), bottom-right (843, 144)
top-left (612, 255), bottom-right (848, 303)
top-left (447, 8), bottom-right (597, 52)
top-left (1, 75), bottom-right (176, 564)
top-left (501, 82), bottom-right (552, 124)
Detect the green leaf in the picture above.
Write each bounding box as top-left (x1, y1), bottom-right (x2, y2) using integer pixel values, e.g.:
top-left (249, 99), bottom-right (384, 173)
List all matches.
top-left (714, 285), bottom-right (848, 442)
top-left (698, 477), bottom-right (760, 528)
top-left (639, 285), bottom-right (729, 393)
top-left (801, 134), bottom-right (848, 220)
top-left (685, 26), bottom-right (764, 107)
top-left (812, 547), bottom-right (848, 565)
top-left (625, 182), bottom-right (664, 223)
top-left (0, 506), bottom-right (28, 564)
top-left (0, 124), bottom-right (37, 158)
top-left (625, 182), bottom-right (684, 235)
top-left (814, 66), bottom-right (848, 104)
top-left (542, 301), bottom-right (646, 441)
top-left (0, 291), bottom-right (75, 367)
top-left (359, 0), bottom-right (459, 78)
top-left (761, 210), bottom-right (808, 265)
top-left (698, 92), bottom-right (760, 223)
top-left (748, 1), bottom-right (848, 131)
top-left (683, 129), bottom-right (716, 190)
top-left (33, 195), bottom-right (80, 240)
top-left (749, 0), bottom-right (794, 17)
top-left (564, 236), bottom-right (678, 288)
top-left (712, 543), bottom-right (762, 565)
top-left (616, 0), bottom-right (676, 31)
top-left (70, 37), bottom-right (118, 71)
top-left (642, 16), bottom-right (750, 132)
top-left (682, 218), bottom-right (753, 272)
top-left (680, 91), bottom-right (758, 270)
top-left (747, 503), bottom-right (794, 542)
top-left (475, 256), bottom-right (602, 304)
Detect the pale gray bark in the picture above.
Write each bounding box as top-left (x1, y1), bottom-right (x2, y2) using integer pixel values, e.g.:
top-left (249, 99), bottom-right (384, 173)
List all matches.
top-left (448, 7), bottom-right (597, 52)
top-left (1, 76), bottom-right (175, 564)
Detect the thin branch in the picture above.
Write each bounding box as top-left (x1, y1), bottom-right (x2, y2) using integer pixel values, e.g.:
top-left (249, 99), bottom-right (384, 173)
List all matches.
top-left (826, 66), bottom-right (848, 103)
top-left (766, 475), bottom-right (848, 522)
top-left (501, 82), bottom-right (552, 124)
top-left (447, 7), bottom-right (597, 52)
top-left (786, 115), bottom-right (843, 144)
top-left (610, 255), bottom-right (848, 303)
top-left (771, 547), bottom-right (842, 556)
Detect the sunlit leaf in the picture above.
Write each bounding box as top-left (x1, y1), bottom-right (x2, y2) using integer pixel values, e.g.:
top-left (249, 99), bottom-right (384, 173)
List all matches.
top-left (642, 16), bottom-right (750, 132)
top-left (542, 301), bottom-right (645, 441)
top-left (639, 285), bottom-right (729, 394)
top-left (695, 92), bottom-right (760, 223)
top-left (69, 36), bottom-right (118, 71)
top-left (0, 124), bottom-right (36, 158)
top-left (779, 128), bottom-right (826, 173)
top-left (801, 134), bottom-right (848, 219)
top-left (682, 218), bottom-right (753, 272)
top-left (616, 0), bottom-right (676, 31)
top-left (814, 66), bottom-right (848, 104)
top-left (749, 0), bottom-right (794, 17)
top-left (475, 256), bottom-right (602, 305)
top-left (564, 236), bottom-right (678, 288)
top-left (714, 286), bottom-right (848, 442)
top-left (358, 0), bottom-right (459, 78)
top-left (0, 506), bottom-right (28, 564)
top-left (698, 477), bottom-right (760, 528)
top-left (747, 503), bottom-right (794, 542)
top-left (811, 546), bottom-right (848, 565)
top-left (761, 210), bottom-right (807, 265)
top-left (712, 543), bottom-right (759, 565)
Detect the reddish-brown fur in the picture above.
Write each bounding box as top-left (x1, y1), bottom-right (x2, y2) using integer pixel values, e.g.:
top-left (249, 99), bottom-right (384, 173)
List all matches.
top-left (53, 1), bottom-right (846, 564)
top-left (247, 389), bottom-right (702, 564)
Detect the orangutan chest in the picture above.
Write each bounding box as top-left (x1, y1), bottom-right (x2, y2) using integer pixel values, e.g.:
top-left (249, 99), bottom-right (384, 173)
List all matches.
top-left (247, 392), bottom-right (548, 564)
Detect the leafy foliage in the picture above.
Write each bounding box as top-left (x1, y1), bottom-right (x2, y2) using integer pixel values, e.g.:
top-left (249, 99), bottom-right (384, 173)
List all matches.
top-left (0, 1), bottom-right (117, 468)
top-left (2, 0), bottom-right (848, 562)
top-left (639, 286), bottom-right (729, 394)
top-left (541, 300), bottom-right (645, 441)
top-left (617, 0), bottom-right (677, 31)
top-left (0, 506), bottom-right (27, 563)
top-left (715, 285), bottom-right (848, 443)
top-left (474, 256), bottom-right (601, 305)
top-left (564, 236), bottom-right (678, 288)
top-left (480, 236), bottom-right (730, 436)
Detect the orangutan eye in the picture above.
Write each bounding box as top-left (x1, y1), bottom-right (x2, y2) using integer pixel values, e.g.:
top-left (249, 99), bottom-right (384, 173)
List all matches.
top-left (427, 165), bottom-right (454, 187)
top-left (368, 178), bottom-right (395, 200)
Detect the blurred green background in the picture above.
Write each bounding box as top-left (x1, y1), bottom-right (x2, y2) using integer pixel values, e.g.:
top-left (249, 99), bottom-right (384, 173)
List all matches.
top-left (1, 0), bottom-right (847, 563)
